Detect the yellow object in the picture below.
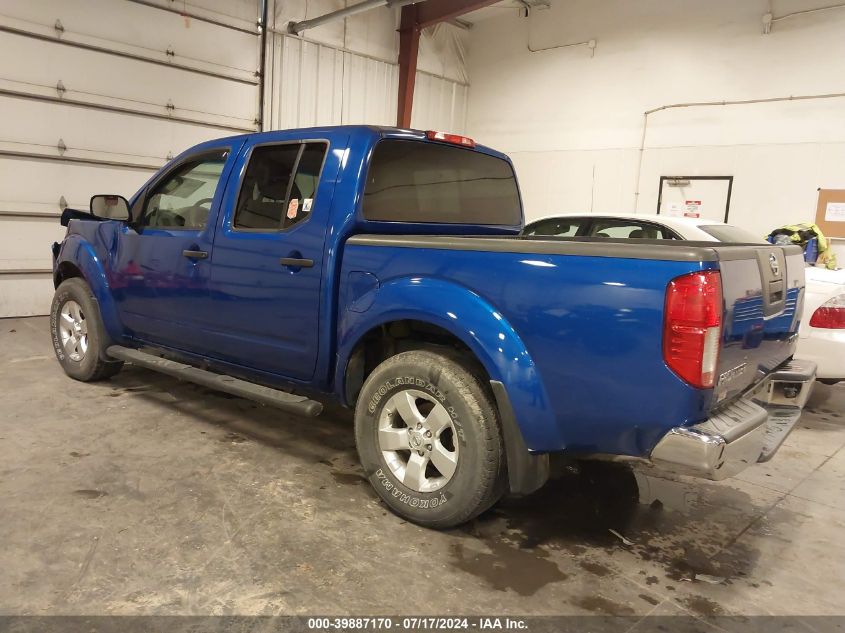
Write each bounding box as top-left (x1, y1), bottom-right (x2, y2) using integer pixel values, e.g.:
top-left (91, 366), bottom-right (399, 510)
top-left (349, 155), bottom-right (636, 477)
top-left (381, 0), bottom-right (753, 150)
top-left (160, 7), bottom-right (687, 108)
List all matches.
top-left (768, 222), bottom-right (838, 269)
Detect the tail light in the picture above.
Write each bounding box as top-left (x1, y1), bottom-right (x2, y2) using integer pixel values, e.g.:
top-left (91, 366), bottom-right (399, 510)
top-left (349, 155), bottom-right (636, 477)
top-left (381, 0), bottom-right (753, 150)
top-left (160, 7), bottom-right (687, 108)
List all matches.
top-left (663, 270), bottom-right (723, 389)
top-left (425, 130), bottom-right (476, 148)
top-left (809, 294), bottom-right (845, 329)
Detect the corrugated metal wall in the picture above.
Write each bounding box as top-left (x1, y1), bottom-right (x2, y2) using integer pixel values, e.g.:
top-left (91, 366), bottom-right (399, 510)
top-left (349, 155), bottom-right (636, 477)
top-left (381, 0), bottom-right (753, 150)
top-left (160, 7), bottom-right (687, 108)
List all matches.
top-left (267, 32), bottom-right (469, 133)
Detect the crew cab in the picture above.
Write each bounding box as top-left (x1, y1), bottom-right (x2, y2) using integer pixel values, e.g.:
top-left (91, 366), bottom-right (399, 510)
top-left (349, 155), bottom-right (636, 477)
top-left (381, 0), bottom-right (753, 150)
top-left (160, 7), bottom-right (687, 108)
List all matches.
top-left (51, 126), bottom-right (815, 528)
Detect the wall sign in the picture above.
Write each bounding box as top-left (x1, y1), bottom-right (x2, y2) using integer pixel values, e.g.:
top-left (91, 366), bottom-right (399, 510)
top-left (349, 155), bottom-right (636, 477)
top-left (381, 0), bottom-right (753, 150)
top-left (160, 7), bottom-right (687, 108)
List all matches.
top-left (684, 200), bottom-right (701, 218)
top-left (825, 202), bottom-right (845, 223)
top-left (815, 190), bottom-right (845, 238)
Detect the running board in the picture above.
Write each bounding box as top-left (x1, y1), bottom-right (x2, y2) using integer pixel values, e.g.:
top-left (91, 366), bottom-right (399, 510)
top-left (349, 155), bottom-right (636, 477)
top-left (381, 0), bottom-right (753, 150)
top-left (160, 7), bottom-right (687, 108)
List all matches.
top-left (106, 346), bottom-right (323, 417)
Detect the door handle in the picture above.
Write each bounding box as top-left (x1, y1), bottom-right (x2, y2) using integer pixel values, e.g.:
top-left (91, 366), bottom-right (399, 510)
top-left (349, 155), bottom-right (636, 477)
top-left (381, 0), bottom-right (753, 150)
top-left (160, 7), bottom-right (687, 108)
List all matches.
top-left (183, 249), bottom-right (208, 259)
top-left (280, 257), bottom-right (314, 268)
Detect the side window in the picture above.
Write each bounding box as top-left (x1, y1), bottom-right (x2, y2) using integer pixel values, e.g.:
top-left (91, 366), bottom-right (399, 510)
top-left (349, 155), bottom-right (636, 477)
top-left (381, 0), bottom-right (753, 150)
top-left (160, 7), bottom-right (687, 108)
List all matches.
top-left (657, 226), bottom-right (681, 239)
top-left (285, 144), bottom-right (326, 229)
top-left (525, 218), bottom-right (584, 236)
top-left (233, 145), bottom-right (300, 230)
top-left (139, 151), bottom-right (228, 229)
top-left (589, 220), bottom-right (672, 239)
top-left (233, 142), bottom-right (327, 231)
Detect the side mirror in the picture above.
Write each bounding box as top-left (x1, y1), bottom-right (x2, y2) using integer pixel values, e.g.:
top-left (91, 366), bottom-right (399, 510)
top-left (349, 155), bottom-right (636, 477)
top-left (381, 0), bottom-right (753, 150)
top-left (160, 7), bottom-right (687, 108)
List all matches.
top-left (90, 194), bottom-right (130, 221)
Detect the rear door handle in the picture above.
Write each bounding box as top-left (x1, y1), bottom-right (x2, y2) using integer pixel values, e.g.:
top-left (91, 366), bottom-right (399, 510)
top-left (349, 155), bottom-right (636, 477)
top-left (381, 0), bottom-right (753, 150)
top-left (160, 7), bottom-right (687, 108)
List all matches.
top-left (280, 257), bottom-right (314, 268)
top-left (182, 249), bottom-right (208, 259)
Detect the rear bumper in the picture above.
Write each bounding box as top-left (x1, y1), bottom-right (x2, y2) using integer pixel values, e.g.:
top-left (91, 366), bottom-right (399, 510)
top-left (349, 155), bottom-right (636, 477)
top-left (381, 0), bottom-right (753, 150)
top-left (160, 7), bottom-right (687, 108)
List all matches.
top-left (650, 359), bottom-right (816, 480)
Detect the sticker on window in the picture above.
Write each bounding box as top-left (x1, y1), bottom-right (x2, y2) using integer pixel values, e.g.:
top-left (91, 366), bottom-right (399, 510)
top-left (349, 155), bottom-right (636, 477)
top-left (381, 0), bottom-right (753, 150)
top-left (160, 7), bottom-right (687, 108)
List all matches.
top-left (302, 198), bottom-right (313, 213)
top-left (287, 198), bottom-right (299, 219)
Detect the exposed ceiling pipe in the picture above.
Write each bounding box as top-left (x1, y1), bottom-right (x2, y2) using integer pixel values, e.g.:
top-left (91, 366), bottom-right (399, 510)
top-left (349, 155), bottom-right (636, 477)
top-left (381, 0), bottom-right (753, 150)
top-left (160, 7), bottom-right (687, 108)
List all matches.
top-left (287, 0), bottom-right (422, 35)
top-left (763, 2), bottom-right (845, 33)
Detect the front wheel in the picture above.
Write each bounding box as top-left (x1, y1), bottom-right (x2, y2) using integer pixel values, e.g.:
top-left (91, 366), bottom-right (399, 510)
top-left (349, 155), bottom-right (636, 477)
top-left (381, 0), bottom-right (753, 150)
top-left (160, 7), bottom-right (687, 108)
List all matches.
top-left (354, 350), bottom-right (506, 528)
top-left (50, 278), bottom-right (123, 382)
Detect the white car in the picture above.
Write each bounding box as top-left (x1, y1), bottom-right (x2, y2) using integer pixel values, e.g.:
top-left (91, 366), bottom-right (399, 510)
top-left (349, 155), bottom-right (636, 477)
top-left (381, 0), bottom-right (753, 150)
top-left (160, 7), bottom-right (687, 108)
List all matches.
top-left (523, 214), bottom-right (845, 383)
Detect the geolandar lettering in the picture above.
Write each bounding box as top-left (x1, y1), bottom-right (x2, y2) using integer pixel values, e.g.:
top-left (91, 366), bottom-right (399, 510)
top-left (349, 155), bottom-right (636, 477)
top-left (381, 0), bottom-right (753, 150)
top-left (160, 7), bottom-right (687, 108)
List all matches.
top-left (367, 378), bottom-right (466, 440)
top-left (368, 376), bottom-right (446, 413)
top-left (50, 304), bottom-right (65, 361)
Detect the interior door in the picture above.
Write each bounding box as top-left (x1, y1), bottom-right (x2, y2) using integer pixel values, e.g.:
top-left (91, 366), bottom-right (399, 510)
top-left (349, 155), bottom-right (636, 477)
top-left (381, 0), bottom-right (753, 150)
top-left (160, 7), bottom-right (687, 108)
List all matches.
top-left (657, 176), bottom-right (733, 222)
top-left (113, 148), bottom-right (232, 351)
top-left (206, 138), bottom-right (339, 381)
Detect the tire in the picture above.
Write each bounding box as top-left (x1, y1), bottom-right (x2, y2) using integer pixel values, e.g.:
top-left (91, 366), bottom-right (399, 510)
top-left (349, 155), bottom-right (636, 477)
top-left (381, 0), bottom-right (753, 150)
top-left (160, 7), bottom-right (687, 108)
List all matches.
top-left (354, 350), bottom-right (506, 529)
top-left (50, 278), bottom-right (123, 382)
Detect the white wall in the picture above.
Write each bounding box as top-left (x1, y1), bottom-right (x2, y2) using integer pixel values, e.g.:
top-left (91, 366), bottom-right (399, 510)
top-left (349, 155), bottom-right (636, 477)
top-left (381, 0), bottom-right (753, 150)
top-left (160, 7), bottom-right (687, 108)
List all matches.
top-left (465, 0), bottom-right (845, 256)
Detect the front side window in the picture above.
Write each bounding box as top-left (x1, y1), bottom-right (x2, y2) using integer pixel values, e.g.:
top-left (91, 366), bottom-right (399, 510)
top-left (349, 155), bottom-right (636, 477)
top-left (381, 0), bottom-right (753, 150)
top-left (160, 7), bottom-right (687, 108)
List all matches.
top-left (140, 151), bottom-right (228, 229)
top-left (362, 139), bottom-right (522, 225)
top-left (233, 142), bottom-right (327, 230)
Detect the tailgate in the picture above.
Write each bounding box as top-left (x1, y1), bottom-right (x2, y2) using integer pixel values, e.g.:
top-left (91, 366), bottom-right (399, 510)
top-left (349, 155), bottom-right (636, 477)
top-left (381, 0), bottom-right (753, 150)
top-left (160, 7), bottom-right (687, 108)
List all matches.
top-left (713, 244), bottom-right (805, 405)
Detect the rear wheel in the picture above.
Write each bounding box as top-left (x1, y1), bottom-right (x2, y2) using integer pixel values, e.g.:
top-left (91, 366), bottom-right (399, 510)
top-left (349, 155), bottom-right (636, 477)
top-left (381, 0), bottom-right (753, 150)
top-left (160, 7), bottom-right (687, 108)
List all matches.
top-left (354, 350), bottom-right (506, 528)
top-left (50, 278), bottom-right (123, 381)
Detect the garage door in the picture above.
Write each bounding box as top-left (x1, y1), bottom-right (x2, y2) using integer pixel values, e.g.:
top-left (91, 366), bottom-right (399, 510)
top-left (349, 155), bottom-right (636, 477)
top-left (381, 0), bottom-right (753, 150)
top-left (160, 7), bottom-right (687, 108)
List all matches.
top-left (0, 0), bottom-right (261, 317)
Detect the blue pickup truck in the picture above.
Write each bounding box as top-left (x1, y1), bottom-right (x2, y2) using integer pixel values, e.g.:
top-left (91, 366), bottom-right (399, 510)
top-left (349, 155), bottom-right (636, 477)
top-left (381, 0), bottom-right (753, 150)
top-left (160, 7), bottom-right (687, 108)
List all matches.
top-left (51, 125), bottom-right (815, 528)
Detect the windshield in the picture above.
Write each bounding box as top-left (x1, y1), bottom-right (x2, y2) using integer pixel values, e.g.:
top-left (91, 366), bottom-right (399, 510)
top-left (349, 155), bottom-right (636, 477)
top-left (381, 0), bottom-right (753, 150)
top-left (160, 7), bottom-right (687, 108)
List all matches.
top-left (698, 224), bottom-right (766, 244)
top-left (362, 139), bottom-right (522, 225)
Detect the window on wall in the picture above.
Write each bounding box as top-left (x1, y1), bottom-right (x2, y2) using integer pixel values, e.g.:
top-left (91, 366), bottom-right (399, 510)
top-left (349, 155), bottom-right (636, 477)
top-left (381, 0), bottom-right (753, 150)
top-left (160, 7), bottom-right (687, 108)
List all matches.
top-left (234, 142), bottom-right (327, 230)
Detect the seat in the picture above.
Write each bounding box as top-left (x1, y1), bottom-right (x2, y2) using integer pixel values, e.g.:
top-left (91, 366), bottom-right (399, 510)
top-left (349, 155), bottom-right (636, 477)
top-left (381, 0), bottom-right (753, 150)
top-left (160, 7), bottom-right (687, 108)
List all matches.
top-left (182, 204), bottom-right (210, 229)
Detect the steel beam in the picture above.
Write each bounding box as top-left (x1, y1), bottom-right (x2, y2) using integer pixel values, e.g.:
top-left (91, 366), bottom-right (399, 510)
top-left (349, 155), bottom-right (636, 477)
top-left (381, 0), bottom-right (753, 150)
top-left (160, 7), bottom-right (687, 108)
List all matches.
top-left (397, 7), bottom-right (420, 128)
top-left (396, 0), bottom-right (498, 127)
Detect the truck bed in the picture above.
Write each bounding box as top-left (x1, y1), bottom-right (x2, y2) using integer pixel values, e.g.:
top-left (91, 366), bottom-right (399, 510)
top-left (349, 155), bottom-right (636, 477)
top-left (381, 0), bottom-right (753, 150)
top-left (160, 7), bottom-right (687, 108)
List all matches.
top-left (340, 234), bottom-right (804, 457)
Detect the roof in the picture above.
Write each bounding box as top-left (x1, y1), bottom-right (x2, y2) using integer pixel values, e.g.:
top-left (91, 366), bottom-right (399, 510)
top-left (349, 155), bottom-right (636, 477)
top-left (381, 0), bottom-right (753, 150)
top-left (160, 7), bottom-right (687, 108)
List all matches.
top-left (197, 125), bottom-right (507, 162)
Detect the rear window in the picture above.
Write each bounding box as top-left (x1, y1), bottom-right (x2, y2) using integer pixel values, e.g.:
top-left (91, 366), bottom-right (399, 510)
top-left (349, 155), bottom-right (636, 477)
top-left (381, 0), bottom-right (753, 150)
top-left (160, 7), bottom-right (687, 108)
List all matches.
top-left (699, 224), bottom-right (766, 243)
top-left (362, 139), bottom-right (521, 225)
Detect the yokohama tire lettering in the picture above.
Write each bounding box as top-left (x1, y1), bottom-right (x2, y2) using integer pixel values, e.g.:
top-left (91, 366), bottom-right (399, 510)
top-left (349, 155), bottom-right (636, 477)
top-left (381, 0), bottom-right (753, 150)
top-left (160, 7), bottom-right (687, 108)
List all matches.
top-left (375, 468), bottom-right (447, 508)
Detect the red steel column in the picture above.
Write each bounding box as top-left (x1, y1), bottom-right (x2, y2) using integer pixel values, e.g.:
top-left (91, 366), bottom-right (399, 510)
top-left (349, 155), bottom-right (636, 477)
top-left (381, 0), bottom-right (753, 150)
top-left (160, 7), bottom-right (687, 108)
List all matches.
top-left (395, 0), bottom-right (500, 128)
top-left (397, 5), bottom-right (420, 128)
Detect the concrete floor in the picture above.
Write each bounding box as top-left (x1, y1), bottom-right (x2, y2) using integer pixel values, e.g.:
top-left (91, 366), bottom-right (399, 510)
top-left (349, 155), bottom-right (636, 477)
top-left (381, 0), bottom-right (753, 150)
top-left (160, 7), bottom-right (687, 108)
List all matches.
top-left (1, 316), bottom-right (844, 618)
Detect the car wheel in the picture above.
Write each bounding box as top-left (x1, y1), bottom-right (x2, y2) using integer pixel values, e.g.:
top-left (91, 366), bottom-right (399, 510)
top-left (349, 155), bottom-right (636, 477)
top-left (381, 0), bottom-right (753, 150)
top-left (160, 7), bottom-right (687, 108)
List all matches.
top-left (354, 350), bottom-right (506, 528)
top-left (50, 278), bottom-right (123, 382)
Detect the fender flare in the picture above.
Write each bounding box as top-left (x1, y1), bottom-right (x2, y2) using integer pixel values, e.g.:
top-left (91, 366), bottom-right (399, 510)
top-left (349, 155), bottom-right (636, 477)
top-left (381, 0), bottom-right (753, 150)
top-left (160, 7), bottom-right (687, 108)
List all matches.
top-left (335, 276), bottom-right (562, 459)
top-left (56, 235), bottom-right (124, 345)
